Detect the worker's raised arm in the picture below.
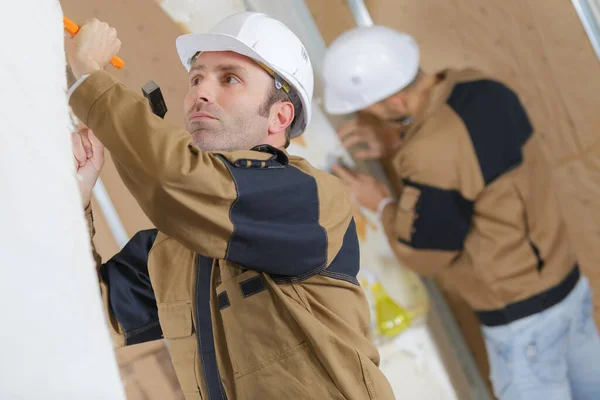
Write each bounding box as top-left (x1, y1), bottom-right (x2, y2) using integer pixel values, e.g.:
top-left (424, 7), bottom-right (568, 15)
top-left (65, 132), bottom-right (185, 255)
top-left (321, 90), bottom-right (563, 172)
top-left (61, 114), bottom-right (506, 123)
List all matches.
top-left (69, 71), bottom-right (344, 278)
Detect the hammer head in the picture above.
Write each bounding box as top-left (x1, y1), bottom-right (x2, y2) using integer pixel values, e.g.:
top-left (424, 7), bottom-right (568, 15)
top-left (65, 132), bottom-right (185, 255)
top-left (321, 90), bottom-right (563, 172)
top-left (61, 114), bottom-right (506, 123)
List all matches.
top-left (142, 81), bottom-right (168, 119)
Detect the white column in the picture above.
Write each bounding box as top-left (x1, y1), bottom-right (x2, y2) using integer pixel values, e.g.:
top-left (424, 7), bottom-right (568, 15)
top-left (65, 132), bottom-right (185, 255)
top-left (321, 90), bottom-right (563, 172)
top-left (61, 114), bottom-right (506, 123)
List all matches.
top-left (0, 1), bottom-right (126, 399)
top-left (93, 178), bottom-right (130, 249)
top-left (572, 0), bottom-right (600, 60)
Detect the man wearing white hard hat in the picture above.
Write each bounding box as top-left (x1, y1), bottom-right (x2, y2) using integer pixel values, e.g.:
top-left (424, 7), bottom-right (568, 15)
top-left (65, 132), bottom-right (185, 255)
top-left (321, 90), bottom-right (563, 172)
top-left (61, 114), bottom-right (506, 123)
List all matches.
top-left (325, 25), bottom-right (600, 400)
top-left (66, 13), bottom-right (394, 400)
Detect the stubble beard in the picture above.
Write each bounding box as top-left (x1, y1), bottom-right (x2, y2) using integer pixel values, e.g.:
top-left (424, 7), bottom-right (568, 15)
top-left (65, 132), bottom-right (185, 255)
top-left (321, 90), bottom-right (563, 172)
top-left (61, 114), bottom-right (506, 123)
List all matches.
top-left (186, 114), bottom-right (266, 152)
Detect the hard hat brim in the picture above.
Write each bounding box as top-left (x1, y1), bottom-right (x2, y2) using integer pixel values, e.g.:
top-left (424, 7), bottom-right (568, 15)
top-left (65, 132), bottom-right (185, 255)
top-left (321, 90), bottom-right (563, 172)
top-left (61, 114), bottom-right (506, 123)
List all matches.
top-left (323, 68), bottom-right (419, 116)
top-left (324, 86), bottom-right (364, 115)
top-left (176, 33), bottom-right (271, 72)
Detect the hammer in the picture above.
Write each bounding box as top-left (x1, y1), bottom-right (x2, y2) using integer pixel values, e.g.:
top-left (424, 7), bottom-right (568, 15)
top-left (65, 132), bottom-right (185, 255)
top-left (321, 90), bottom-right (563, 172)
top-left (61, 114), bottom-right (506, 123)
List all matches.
top-left (142, 81), bottom-right (168, 119)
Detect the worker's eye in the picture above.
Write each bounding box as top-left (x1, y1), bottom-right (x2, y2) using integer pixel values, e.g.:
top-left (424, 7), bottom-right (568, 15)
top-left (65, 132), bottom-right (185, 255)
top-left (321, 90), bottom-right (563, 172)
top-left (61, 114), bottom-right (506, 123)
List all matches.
top-left (223, 75), bottom-right (241, 84)
top-left (190, 76), bottom-right (201, 86)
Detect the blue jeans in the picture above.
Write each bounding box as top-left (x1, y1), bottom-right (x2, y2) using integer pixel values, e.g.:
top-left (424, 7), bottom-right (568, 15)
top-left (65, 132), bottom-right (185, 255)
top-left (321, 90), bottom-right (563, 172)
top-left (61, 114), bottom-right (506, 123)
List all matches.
top-left (481, 277), bottom-right (600, 400)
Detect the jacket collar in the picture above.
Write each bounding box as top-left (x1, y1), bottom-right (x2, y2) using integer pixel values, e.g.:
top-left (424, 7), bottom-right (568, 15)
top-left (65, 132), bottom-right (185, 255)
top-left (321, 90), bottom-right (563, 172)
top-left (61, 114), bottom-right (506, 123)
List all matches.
top-left (248, 144), bottom-right (289, 167)
top-left (403, 68), bottom-right (489, 142)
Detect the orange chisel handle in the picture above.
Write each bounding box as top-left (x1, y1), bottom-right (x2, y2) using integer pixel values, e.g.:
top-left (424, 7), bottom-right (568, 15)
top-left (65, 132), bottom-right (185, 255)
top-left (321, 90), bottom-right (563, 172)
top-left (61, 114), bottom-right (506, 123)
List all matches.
top-left (63, 16), bottom-right (124, 70)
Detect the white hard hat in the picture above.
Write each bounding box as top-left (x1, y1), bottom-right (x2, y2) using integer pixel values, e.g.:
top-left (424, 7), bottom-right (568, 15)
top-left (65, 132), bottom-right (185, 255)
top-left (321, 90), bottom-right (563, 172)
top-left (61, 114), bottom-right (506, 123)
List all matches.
top-left (176, 12), bottom-right (314, 138)
top-left (322, 26), bottom-right (420, 115)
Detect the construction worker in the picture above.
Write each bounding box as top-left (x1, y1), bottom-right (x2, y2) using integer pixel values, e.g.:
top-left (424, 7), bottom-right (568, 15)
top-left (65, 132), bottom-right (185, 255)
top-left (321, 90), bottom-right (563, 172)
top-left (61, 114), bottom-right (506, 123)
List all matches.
top-left (67, 13), bottom-right (394, 400)
top-left (324, 25), bottom-right (600, 400)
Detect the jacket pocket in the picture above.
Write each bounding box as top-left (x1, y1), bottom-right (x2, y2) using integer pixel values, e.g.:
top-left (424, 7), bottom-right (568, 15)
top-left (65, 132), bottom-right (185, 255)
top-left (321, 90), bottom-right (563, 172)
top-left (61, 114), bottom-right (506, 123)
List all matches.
top-left (160, 302), bottom-right (193, 338)
top-left (216, 270), bottom-right (345, 399)
top-left (216, 271), bottom-right (305, 377)
top-left (158, 301), bottom-right (201, 399)
top-left (235, 341), bottom-right (346, 400)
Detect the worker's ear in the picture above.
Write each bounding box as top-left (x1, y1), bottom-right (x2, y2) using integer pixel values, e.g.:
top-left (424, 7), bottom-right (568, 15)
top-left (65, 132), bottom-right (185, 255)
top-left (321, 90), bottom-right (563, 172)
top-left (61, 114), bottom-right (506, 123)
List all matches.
top-left (267, 101), bottom-right (294, 136)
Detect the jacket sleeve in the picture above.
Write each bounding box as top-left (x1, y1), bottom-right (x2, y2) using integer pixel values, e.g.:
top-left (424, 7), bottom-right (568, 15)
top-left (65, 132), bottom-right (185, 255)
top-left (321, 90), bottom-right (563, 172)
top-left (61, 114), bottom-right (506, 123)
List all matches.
top-left (380, 123), bottom-right (485, 276)
top-left (380, 178), bottom-right (478, 276)
top-left (70, 72), bottom-right (331, 278)
top-left (85, 206), bottom-right (161, 347)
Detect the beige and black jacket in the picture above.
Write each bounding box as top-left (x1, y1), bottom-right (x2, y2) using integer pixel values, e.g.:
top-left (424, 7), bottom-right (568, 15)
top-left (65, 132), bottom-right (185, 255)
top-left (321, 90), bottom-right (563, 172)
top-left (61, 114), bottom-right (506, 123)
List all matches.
top-left (72, 71), bottom-right (394, 400)
top-left (382, 69), bottom-right (578, 324)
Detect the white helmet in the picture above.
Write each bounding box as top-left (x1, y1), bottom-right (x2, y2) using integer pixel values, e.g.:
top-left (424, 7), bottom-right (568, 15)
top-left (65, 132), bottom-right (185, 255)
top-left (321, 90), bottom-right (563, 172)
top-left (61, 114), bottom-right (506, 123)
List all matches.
top-left (322, 26), bottom-right (419, 115)
top-left (176, 12), bottom-right (314, 138)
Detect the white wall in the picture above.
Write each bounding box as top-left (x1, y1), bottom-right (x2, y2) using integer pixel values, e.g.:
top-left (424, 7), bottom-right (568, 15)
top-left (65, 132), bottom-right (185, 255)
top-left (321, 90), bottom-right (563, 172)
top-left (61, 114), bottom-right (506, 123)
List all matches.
top-left (0, 1), bottom-right (125, 398)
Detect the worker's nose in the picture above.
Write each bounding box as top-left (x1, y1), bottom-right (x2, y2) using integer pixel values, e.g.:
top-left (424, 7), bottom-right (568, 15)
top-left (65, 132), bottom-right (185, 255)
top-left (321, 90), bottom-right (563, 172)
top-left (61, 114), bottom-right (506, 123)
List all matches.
top-left (192, 81), bottom-right (217, 105)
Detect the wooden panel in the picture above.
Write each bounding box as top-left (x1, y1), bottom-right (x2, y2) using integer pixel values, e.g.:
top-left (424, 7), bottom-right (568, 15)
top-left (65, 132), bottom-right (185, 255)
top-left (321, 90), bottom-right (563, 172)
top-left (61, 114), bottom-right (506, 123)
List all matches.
top-left (306, 0), bottom-right (361, 44)
top-left (525, 0), bottom-right (600, 151)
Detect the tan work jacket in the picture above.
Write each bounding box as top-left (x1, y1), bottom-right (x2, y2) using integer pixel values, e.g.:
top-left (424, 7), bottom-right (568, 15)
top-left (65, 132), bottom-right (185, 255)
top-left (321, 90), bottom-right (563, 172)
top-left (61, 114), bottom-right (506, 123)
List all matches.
top-left (72, 71), bottom-right (394, 400)
top-left (382, 69), bottom-right (577, 317)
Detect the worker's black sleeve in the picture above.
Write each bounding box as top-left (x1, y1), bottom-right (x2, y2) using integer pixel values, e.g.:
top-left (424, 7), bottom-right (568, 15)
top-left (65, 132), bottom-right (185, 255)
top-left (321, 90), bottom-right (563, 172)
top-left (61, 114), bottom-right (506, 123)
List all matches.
top-left (99, 229), bottom-right (162, 346)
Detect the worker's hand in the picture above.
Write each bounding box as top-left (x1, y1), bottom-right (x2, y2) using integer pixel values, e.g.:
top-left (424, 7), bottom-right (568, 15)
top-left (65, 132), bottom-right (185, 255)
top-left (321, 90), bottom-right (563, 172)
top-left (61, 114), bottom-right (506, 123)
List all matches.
top-left (336, 119), bottom-right (403, 161)
top-left (332, 165), bottom-right (392, 212)
top-left (337, 119), bottom-right (383, 160)
top-left (66, 19), bottom-right (121, 80)
top-left (72, 128), bottom-right (105, 208)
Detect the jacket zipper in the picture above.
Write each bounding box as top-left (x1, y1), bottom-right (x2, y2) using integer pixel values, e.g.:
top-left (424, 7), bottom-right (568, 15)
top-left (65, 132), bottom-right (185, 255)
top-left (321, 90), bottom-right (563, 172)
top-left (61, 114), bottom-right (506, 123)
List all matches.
top-left (194, 255), bottom-right (227, 400)
top-left (194, 254), bottom-right (208, 399)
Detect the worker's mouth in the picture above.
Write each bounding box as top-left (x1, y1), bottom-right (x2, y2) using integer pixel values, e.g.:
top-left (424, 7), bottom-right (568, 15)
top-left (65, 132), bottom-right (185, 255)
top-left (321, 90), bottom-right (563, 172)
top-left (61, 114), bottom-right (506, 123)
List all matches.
top-left (189, 112), bottom-right (217, 121)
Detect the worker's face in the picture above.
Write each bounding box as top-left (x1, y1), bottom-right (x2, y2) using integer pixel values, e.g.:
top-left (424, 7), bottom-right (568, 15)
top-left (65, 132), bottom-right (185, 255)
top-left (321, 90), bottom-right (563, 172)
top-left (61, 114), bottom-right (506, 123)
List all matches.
top-left (184, 51), bottom-right (274, 151)
top-left (365, 92), bottom-right (411, 124)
